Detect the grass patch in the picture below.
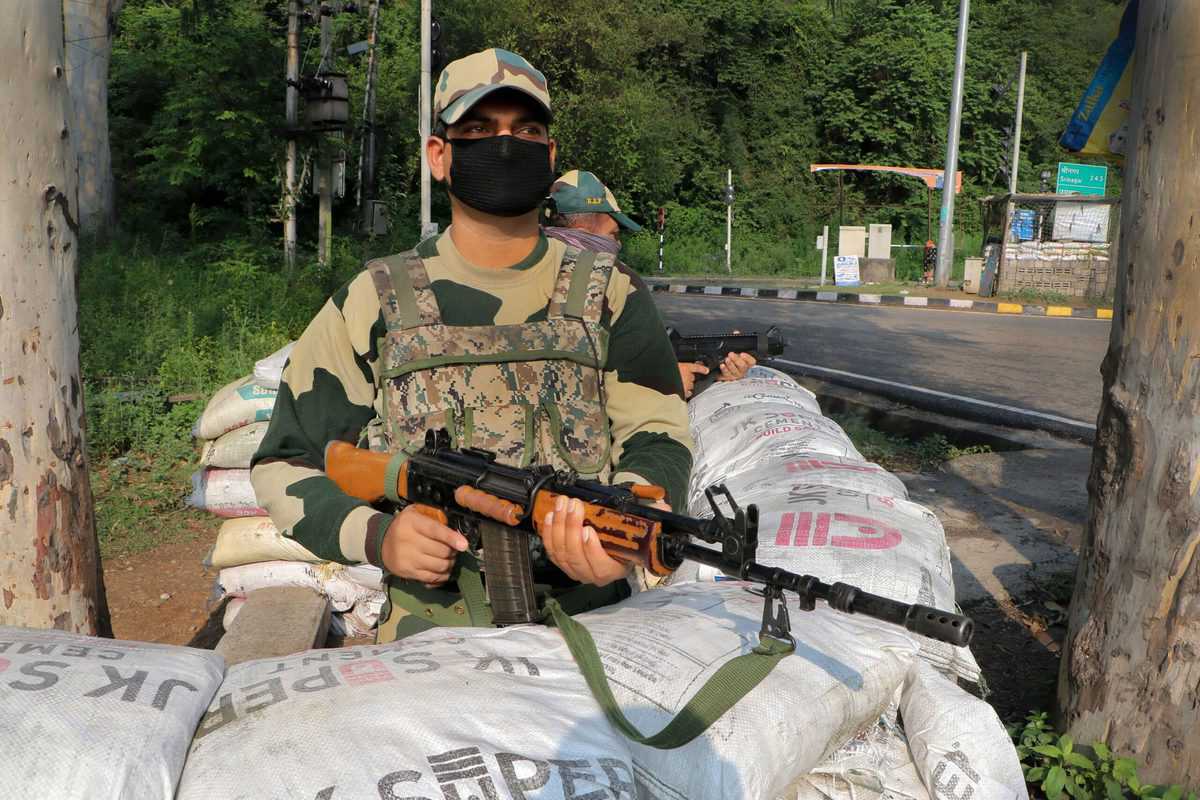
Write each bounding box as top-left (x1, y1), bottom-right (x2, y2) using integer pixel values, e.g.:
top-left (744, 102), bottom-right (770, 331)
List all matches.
top-left (831, 413), bottom-right (992, 473)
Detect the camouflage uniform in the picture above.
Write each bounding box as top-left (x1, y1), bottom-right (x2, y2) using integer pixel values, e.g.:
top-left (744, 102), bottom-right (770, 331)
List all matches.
top-left (252, 51), bottom-right (692, 643)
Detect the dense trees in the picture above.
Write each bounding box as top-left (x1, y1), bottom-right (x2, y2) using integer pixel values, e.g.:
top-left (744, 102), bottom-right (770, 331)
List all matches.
top-left (106, 0), bottom-right (1120, 258)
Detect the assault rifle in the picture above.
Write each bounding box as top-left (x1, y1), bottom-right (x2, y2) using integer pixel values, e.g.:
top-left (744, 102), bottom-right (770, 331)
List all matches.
top-left (668, 325), bottom-right (787, 368)
top-left (326, 430), bottom-right (973, 649)
top-left (667, 326), bottom-right (787, 392)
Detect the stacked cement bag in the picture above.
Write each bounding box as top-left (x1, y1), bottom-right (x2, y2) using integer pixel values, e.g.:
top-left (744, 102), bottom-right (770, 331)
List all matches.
top-left (176, 626), bottom-right (640, 799)
top-left (0, 625), bottom-right (223, 799)
top-left (676, 366), bottom-right (1025, 800)
top-left (176, 582), bottom-right (917, 800)
top-left (187, 374), bottom-right (276, 517)
top-left (192, 343), bottom-right (386, 637)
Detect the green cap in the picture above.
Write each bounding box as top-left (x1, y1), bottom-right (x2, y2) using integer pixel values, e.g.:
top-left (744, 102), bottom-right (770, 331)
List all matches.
top-left (549, 170), bottom-right (641, 232)
top-left (433, 48), bottom-right (551, 126)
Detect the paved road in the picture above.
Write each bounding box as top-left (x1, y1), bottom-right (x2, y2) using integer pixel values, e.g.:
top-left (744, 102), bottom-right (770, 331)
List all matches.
top-left (654, 294), bottom-right (1111, 424)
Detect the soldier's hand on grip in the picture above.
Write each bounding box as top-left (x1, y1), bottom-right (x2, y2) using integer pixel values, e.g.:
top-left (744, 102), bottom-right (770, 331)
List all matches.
top-left (542, 496), bottom-right (629, 587)
top-left (382, 504), bottom-right (469, 588)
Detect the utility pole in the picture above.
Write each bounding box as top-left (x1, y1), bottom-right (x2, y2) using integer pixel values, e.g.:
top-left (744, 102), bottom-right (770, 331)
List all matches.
top-left (284, 0), bottom-right (300, 272)
top-left (356, 0), bottom-right (380, 232)
top-left (317, 4), bottom-right (333, 266)
top-left (934, 0), bottom-right (970, 287)
top-left (819, 224), bottom-right (829, 286)
top-left (1008, 51), bottom-right (1027, 195)
top-left (419, 0), bottom-right (433, 238)
top-left (725, 168), bottom-right (733, 274)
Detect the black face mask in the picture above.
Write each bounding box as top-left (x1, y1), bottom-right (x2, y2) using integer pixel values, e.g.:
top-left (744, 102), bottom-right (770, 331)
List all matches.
top-left (447, 135), bottom-right (555, 217)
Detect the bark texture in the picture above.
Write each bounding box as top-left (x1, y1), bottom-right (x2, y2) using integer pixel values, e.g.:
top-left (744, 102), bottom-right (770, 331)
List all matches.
top-left (63, 0), bottom-right (123, 234)
top-left (0, 3), bottom-right (110, 634)
top-left (1058, 2), bottom-right (1200, 784)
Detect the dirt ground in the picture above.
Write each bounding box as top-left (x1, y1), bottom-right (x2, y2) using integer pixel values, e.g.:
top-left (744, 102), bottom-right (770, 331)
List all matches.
top-left (103, 518), bottom-right (222, 646)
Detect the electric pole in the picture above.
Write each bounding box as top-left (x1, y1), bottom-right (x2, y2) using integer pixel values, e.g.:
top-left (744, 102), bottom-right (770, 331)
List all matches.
top-left (419, 0), bottom-right (433, 238)
top-left (1008, 51), bottom-right (1027, 195)
top-left (356, 0), bottom-right (380, 232)
top-left (284, 0), bottom-right (300, 272)
top-left (934, 0), bottom-right (969, 287)
top-left (317, 3), bottom-right (333, 267)
top-left (725, 168), bottom-right (733, 274)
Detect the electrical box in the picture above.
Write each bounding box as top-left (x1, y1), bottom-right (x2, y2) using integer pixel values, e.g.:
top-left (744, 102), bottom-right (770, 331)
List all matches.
top-left (868, 224), bottom-right (892, 260)
top-left (838, 226), bottom-right (867, 258)
top-left (370, 201), bottom-right (390, 236)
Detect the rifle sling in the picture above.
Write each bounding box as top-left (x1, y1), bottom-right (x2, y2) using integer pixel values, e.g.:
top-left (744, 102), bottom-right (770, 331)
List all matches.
top-left (545, 597), bottom-right (794, 749)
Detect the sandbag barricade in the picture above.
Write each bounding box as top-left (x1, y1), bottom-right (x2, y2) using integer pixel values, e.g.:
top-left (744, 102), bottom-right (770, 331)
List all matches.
top-left (175, 627), bottom-right (639, 800)
top-left (0, 626), bottom-right (223, 800)
top-left (575, 582), bottom-right (919, 800)
top-left (192, 354), bottom-right (385, 636)
top-left (675, 366), bottom-right (1022, 799)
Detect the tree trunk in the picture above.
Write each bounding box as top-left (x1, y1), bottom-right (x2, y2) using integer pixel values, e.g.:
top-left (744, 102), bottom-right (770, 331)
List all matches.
top-left (1058, 1), bottom-right (1200, 784)
top-left (0, 3), bottom-right (110, 635)
top-left (63, 0), bottom-right (124, 234)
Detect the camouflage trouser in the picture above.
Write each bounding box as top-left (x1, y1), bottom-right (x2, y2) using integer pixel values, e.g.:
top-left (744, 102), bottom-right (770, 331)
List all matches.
top-left (375, 567), bottom-right (630, 644)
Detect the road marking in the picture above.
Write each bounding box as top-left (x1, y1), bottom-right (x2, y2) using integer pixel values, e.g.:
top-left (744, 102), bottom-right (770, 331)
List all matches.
top-left (816, 291), bottom-right (838, 301)
top-left (669, 284), bottom-right (686, 293)
top-left (773, 358), bottom-right (1096, 433)
top-left (997, 302), bottom-right (1024, 314)
top-left (1097, 308), bottom-right (1114, 319)
top-left (949, 298), bottom-right (974, 309)
top-left (740, 287), bottom-right (756, 297)
top-left (1047, 306), bottom-right (1073, 317)
top-left (703, 286), bottom-right (723, 295)
top-left (779, 289), bottom-right (798, 300)
top-left (858, 294), bottom-right (882, 304)
top-left (903, 296), bottom-right (929, 306)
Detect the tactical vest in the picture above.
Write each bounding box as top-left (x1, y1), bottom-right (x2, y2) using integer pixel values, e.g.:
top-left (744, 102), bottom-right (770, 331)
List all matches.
top-left (367, 244), bottom-right (613, 476)
top-left (366, 243), bottom-right (626, 642)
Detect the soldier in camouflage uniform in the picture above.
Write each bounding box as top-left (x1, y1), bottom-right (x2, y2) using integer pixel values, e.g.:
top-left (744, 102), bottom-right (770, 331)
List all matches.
top-left (544, 170), bottom-right (757, 398)
top-left (251, 49), bottom-right (693, 643)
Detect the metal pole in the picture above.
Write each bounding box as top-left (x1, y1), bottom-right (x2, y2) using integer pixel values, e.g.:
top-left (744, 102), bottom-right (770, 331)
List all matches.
top-left (283, 0), bottom-right (300, 273)
top-left (419, 0), bottom-right (432, 238)
top-left (934, 0), bottom-right (970, 287)
top-left (1008, 51), bottom-right (1027, 195)
top-left (725, 167), bottom-right (733, 274)
top-left (658, 231), bottom-right (665, 273)
top-left (819, 224), bottom-right (829, 286)
top-left (317, 8), bottom-right (333, 267)
top-left (356, 0), bottom-right (380, 231)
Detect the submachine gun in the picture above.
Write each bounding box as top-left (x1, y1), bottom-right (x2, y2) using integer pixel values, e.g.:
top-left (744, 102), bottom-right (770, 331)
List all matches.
top-left (327, 430), bottom-right (973, 649)
top-left (667, 325), bottom-right (788, 392)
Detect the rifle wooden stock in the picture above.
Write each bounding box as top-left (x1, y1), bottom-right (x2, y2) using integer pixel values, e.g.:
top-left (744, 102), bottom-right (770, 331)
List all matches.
top-left (324, 440), bottom-right (671, 575)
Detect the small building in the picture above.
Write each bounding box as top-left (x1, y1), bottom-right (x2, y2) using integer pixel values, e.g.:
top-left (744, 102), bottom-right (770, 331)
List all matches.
top-left (980, 193), bottom-right (1119, 299)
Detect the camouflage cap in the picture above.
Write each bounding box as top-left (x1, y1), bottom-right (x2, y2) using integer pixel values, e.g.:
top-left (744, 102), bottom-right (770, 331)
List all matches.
top-left (433, 48), bottom-right (551, 126)
top-left (550, 170), bottom-right (642, 232)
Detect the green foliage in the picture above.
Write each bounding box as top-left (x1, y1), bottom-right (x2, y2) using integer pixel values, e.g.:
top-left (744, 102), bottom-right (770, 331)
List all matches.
top-left (831, 415), bottom-right (991, 473)
top-left (1011, 712), bottom-right (1196, 800)
top-left (108, 0), bottom-right (1121, 270)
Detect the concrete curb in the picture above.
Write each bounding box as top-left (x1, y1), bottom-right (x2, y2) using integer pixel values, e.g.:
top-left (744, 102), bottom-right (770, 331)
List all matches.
top-left (648, 281), bottom-right (1114, 320)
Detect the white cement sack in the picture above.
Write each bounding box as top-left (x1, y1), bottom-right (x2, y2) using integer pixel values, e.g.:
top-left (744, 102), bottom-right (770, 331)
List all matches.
top-left (669, 487), bottom-right (981, 683)
top-left (690, 406), bottom-right (862, 491)
top-left (900, 662), bottom-right (1028, 800)
top-left (784, 700), bottom-right (930, 800)
top-left (575, 582), bottom-right (918, 800)
top-left (216, 561), bottom-right (380, 613)
top-left (206, 516), bottom-right (321, 569)
top-left (689, 368), bottom-right (820, 420)
top-left (175, 628), bottom-right (638, 800)
top-left (192, 376), bottom-right (277, 440)
top-left (188, 468), bottom-right (265, 518)
top-left (252, 341), bottom-right (296, 390)
top-left (0, 626), bottom-right (223, 800)
top-left (198, 421), bottom-right (270, 469)
top-left (689, 454), bottom-right (909, 516)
